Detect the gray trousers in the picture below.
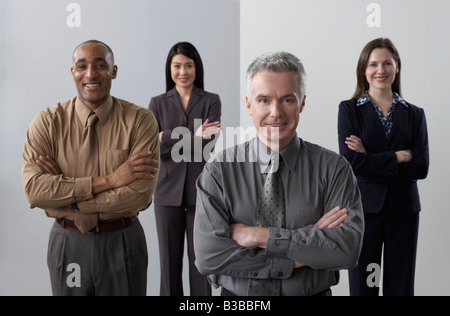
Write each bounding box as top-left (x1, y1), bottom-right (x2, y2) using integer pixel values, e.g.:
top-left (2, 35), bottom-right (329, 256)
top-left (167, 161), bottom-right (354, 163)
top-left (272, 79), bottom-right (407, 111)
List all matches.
top-left (47, 218), bottom-right (148, 296)
top-left (154, 205), bottom-right (211, 296)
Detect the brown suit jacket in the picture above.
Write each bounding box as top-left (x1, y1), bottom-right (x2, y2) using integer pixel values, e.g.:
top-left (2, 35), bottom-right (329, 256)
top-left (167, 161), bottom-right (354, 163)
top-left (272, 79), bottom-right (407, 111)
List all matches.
top-left (148, 87), bottom-right (221, 206)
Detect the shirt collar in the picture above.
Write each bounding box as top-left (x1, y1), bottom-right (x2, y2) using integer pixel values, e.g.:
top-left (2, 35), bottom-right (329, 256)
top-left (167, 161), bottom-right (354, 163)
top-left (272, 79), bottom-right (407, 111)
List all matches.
top-left (357, 91), bottom-right (409, 108)
top-left (253, 135), bottom-right (300, 173)
top-left (393, 93), bottom-right (408, 108)
top-left (75, 96), bottom-right (114, 127)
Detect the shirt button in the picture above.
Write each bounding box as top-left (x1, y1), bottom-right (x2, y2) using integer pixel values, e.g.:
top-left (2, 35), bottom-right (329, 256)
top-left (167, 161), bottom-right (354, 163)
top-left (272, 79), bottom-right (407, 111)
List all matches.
top-left (276, 241), bottom-right (281, 246)
top-left (253, 272), bottom-right (258, 277)
top-left (278, 272), bottom-right (284, 277)
top-left (276, 233), bottom-right (281, 238)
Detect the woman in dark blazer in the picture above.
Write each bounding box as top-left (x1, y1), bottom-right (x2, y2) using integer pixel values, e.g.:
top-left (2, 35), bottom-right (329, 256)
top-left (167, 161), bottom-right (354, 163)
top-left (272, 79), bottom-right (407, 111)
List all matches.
top-left (338, 38), bottom-right (429, 296)
top-left (149, 42), bottom-right (221, 296)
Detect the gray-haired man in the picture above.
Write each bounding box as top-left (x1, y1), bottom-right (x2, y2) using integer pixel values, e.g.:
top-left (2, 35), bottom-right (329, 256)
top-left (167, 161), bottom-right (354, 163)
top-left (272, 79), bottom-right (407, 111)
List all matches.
top-left (194, 51), bottom-right (364, 296)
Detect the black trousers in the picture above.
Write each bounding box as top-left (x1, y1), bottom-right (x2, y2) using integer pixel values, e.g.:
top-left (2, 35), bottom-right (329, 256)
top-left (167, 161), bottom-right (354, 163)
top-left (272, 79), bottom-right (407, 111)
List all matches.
top-left (154, 204), bottom-right (211, 296)
top-left (349, 206), bottom-right (419, 296)
top-left (47, 218), bottom-right (148, 296)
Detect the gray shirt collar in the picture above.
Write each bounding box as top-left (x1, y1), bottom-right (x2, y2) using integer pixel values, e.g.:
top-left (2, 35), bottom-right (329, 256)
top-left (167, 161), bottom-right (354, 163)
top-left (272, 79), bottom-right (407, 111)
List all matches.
top-left (252, 135), bottom-right (300, 173)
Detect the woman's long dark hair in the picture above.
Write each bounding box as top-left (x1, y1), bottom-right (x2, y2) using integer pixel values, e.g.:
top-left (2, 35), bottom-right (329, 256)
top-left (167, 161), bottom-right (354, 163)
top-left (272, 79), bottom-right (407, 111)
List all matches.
top-left (165, 42), bottom-right (204, 92)
top-left (353, 38), bottom-right (402, 99)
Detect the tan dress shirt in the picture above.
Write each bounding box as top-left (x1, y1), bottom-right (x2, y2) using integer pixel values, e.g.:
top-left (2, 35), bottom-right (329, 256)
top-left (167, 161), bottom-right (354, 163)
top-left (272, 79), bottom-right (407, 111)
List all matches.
top-left (22, 96), bottom-right (160, 221)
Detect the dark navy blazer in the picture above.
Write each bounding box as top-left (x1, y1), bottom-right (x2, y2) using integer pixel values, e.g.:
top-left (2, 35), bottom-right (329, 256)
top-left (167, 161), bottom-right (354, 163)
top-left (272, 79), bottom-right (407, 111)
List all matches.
top-left (338, 98), bottom-right (429, 214)
top-left (149, 87), bottom-right (221, 206)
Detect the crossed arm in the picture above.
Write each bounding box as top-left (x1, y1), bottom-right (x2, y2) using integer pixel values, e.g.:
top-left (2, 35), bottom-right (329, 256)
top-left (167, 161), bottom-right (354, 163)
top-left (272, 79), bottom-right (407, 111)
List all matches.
top-left (230, 206), bottom-right (348, 269)
top-left (345, 135), bottom-right (412, 163)
top-left (37, 152), bottom-right (158, 192)
top-left (159, 118), bottom-right (221, 143)
top-left (36, 152), bottom-right (159, 194)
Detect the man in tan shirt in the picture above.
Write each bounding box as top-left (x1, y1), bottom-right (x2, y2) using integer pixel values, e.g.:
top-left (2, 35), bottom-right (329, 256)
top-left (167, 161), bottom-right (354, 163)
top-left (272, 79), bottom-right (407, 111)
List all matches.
top-left (22, 40), bottom-right (160, 295)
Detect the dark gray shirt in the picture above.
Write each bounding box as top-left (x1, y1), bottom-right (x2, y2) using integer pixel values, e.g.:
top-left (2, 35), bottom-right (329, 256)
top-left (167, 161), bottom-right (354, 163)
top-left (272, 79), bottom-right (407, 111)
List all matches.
top-left (194, 136), bottom-right (364, 296)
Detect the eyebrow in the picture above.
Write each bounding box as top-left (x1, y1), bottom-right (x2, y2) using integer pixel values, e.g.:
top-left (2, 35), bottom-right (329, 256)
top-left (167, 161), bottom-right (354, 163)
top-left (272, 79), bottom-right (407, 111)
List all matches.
top-left (255, 94), bottom-right (269, 99)
top-left (281, 93), bottom-right (297, 99)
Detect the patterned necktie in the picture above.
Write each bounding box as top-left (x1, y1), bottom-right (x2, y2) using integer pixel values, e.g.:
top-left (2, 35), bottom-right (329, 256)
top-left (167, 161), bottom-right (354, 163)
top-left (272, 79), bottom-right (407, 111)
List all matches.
top-left (74, 112), bottom-right (100, 233)
top-left (248, 155), bottom-right (285, 296)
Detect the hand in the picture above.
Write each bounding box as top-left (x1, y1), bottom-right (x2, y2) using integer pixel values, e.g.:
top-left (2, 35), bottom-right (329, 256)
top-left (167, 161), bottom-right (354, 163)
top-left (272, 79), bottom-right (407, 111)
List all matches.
top-left (345, 135), bottom-right (366, 153)
top-left (396, 149), bottom-right (413, 164)
top-left (36, 155), bottom-right (62, 175)
top-left (195, 119), bottom-right (221, 138)
top-left (315, 206), bottom-right (348, 229)
top-left (294, 261), bottom-right (305, 269)
top-left (105, 151), bottom-right (159, 189)
top-left (230, 223), bottom-right (268, 249)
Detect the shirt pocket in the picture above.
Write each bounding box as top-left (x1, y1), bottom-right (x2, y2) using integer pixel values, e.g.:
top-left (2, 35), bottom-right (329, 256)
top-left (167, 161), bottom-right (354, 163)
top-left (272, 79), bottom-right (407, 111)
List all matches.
top-left (105, 149), bottom-right (129, 175)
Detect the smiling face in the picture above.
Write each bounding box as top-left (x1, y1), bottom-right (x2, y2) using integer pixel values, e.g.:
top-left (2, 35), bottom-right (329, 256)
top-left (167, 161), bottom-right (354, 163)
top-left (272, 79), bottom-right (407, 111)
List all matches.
top-left (71, 42), bottom-right (118, 110)
top-left (170, 54), bottom-right (196, 90)
top-left (365, 48), bottom-right (399, 94)
top-left (247, 71), bottom-right (305, 151)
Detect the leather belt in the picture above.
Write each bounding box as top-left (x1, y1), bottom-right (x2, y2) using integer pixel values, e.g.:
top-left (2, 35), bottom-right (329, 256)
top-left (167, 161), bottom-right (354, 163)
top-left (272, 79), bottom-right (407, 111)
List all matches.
top-left (56, 216), bottom-right (136, 234)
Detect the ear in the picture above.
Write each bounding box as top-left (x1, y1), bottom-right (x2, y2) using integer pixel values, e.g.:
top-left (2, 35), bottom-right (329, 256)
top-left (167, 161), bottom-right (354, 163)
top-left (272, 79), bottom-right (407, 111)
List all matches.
top-left (299, 95), bottom-right (306, 113)
top-left (112, 65), bottom-right (118, 79)
top-left (246, 96), bottom-right (252, 116)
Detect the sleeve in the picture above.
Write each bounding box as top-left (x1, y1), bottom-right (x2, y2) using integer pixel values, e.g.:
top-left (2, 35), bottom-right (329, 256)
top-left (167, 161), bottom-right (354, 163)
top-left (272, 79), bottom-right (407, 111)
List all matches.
top-left (266, 157), bottom-right (365, 270)
top-left (77, 110), bottom-right (160, 215)
top-left (22, 111), bottom-right (92, 211)
top-left (194, 161), bottom-right (293, 280)
top-left (396, 108), bottom-right (429, 180)
top-left (151, 94), bottom-right (222, 160)
top-left (337, 101), bottom-right (399, 177)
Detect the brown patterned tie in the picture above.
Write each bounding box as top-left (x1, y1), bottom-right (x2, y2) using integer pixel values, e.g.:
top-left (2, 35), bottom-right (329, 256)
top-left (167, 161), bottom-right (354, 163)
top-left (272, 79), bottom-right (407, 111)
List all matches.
top-left (248, 155), bottom-right (285, 296)
top-left (74, 112), bottom-right (99, 233)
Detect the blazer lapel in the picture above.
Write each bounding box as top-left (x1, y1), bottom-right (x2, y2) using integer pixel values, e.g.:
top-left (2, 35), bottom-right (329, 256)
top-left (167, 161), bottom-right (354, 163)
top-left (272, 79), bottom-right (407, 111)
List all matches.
top-left (166, 88), bottom-right (186, 115)
top-left (360, 103), bottom-right (389, 150)
top-left (185, 86), bottom-right (204, 116)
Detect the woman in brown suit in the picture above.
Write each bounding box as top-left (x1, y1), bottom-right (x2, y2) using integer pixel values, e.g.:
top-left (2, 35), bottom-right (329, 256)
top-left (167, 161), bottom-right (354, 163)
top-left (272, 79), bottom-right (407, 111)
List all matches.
top-left (148, 42), bottom-right (221, 296)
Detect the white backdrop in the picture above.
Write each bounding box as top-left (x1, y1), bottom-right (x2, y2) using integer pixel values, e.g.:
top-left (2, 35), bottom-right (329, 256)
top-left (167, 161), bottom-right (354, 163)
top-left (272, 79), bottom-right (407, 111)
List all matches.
top-left (1, 0), bottom-right (449, 296)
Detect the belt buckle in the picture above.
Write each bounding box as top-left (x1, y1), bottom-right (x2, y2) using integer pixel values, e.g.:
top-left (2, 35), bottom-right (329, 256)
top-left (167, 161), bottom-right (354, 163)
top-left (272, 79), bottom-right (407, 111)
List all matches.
top-left (87, 225), bottom-right (100, 234)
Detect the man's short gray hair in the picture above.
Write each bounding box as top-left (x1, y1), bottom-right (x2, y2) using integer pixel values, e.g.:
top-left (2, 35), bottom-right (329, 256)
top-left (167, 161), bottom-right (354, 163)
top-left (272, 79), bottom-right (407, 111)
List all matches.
top-left (246, 51), bottom-right (306, 102)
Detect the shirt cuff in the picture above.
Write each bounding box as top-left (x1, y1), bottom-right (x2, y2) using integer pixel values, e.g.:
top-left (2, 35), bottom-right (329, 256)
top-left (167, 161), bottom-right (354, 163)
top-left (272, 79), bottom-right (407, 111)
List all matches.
top-left (73, 176), bottom-right (93, 201)
top-left (266, 227), bottom-right (291, 258)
